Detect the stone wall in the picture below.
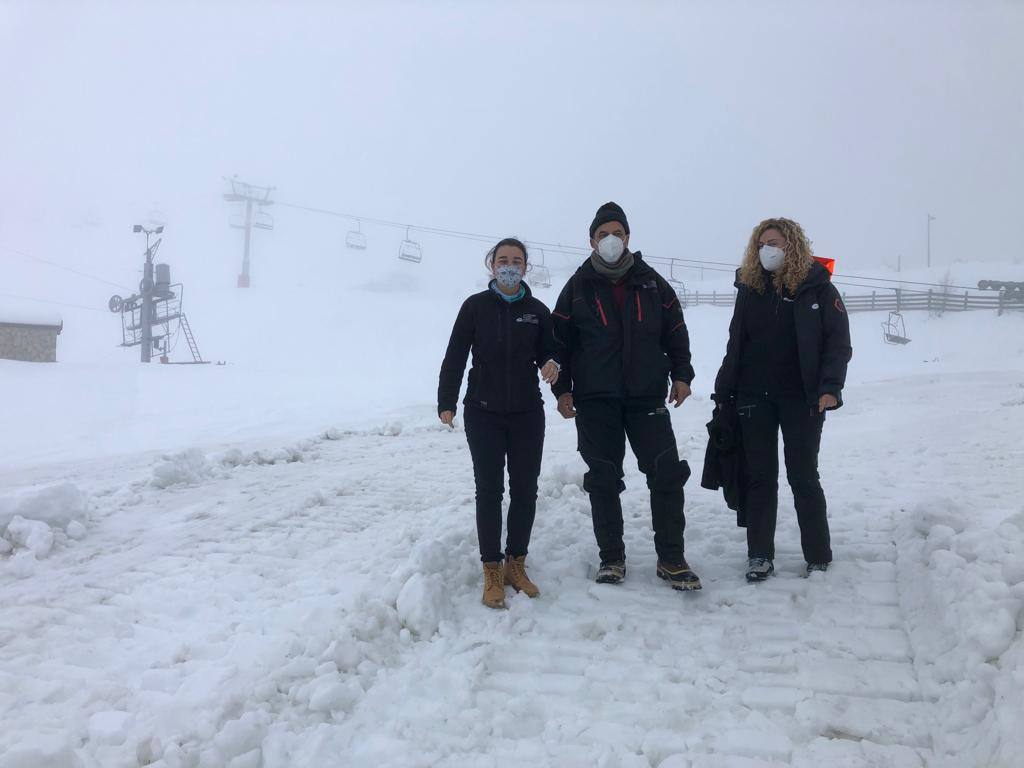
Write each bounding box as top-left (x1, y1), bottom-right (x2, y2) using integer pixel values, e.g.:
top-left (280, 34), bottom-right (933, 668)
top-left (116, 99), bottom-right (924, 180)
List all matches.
top-left (0, 323), bottom-right (61, 363)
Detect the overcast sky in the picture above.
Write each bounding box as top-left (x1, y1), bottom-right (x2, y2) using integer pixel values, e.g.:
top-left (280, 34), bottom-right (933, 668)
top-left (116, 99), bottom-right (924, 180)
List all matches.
top-left (2, 0), bottom-right (1022, 293)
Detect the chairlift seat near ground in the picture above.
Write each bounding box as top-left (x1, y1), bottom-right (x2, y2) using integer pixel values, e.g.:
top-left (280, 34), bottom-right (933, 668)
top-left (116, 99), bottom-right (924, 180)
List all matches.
top-left (346, 220), bottom-right (367, 250)
top-left (530, 264), bottom-right (551, 288)
top-left (529, 248), bottom-right (551, 288)
top-left (398, 227), bottom-right (422, 263)
top-left (882, 311), bottom-right (911, 345)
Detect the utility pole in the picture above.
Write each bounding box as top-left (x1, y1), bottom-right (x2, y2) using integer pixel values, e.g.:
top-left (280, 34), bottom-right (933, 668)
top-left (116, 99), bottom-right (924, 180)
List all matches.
top-left (223, 176), bottom-right (275, 287)
top-left (927, 213), bottom-right (936, 269)
top-left (133, 223), bottom-right (163, 363)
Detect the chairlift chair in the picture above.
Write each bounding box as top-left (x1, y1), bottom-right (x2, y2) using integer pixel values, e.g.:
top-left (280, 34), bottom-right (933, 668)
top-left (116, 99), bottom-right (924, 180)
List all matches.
top-left (253, 211), bottom-right (274, 231)
top-left (881, 311), bottom-right (911, 345)
top-left (530, 248), bottom-right (551, 288)
top-left (398, 226), bottom-right (422, 263)
top-left (345, 219), bottom-right (367, 250)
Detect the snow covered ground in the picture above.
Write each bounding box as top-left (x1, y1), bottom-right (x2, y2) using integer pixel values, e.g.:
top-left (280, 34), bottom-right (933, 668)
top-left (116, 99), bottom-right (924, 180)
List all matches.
top-left (2, 257), bottom-right (1024, 767)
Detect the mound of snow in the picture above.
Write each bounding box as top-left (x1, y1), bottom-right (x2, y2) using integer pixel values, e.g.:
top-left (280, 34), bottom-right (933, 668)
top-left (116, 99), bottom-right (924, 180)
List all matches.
top-left (396, 572), bottom-right (447, 637)
top-left (897, 499), bottom-right (1024, 766)
top-left (0, 482), bottom-right (86, 530)
top-left (151, 448), bottom-right (215, 488)
top-left (0, 483), bottom-right (88, 562)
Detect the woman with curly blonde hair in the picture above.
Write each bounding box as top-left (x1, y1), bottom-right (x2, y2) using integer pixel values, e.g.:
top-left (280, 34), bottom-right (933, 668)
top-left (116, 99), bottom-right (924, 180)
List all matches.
top-left (715, 218), bottom-right (852, 583)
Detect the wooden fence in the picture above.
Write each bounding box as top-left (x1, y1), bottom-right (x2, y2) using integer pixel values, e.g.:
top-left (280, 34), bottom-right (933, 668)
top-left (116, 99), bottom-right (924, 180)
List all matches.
top-left (678, 287), bottom-right (1023, 315)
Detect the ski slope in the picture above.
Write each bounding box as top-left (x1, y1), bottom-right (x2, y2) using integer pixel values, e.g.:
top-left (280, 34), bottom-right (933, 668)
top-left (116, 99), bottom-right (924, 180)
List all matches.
top-left (2, 251), bottom-right (1024, 767)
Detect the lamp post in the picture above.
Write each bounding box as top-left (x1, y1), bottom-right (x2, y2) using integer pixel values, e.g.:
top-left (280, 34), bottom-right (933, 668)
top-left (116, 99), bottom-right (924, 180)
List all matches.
top-left (927, 213), bottom-right (936, 269)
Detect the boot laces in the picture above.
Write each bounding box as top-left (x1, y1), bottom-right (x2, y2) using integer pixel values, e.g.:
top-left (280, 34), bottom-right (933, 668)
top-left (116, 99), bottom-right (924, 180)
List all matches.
top-left (485, 567), bottom-right (503, 589)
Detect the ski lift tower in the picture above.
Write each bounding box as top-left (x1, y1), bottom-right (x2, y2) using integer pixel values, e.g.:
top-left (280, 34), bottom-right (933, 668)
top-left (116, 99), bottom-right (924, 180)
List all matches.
top-left (108, 225), bottom-right (205, 364)
top-left (223, 175), bottom-right (275, 287)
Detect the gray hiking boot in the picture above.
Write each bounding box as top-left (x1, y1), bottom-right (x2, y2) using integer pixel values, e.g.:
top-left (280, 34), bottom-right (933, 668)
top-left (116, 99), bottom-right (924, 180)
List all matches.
top-left (596, 560), bottom-right (626, 584)
top-left (745, 557), bottom-right (775, 583)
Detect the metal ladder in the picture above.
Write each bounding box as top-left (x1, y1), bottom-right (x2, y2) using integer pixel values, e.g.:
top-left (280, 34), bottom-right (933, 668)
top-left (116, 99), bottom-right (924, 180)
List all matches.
top-left (180, 314), bottom-right (204, 363)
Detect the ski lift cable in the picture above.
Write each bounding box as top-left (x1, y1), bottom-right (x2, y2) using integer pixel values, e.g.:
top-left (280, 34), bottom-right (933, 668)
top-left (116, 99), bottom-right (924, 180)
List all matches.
top-left (274, 200), bottom-right (592, 255)
top-left (0, 243), bottom-right (134, 291)
top-left (274, 201), bottom-right (987, 292)
top-left (0, 290), bottom-right (109, 314)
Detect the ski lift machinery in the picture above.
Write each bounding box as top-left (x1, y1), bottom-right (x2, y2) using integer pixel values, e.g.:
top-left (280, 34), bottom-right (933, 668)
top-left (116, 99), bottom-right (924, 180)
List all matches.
top-left (530, 248), bottom-right (551, 288)
top-left (398, 226), bottom-right (422, 263)
top-left (881, 311), bottom-right (911, 345)
top-left (346, 219), bottom-right (367, 250)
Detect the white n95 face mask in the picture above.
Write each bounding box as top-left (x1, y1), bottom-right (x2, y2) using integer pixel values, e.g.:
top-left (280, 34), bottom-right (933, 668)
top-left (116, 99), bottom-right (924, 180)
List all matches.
top-left (597, 235), bottom-right (625, 264)
top-left (759, 245), bottom-right (785, 272)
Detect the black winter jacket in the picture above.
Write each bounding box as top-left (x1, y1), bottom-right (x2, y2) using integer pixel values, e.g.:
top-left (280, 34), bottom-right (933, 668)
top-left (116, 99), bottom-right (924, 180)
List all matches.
top-left (551, 254), bottom-right (694, 401)
top-left (715, 262), bottom-right (852, 409)
top-left (700, 398), bottom-right (748, 528)
top-left (438, 284), bottom-right (557, 415)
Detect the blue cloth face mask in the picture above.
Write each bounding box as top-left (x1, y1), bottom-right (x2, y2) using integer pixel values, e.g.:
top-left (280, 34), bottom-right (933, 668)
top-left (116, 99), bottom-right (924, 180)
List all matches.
top-left (495, 265), bottom-right (523, 291)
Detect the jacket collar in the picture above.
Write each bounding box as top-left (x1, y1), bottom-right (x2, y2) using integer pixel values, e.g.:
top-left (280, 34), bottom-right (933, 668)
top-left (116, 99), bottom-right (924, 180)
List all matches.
top-left (577, 251), bottom-right (654, 284)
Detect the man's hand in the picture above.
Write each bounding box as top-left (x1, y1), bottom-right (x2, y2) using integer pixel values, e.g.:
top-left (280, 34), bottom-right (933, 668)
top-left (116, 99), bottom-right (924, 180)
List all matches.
top-left (668, 381), bottom-right (691, 408)
top-left (818, 394), bottom-right (838, 413)
top-left (540, 360), bottom-right (560, 385)
top-left (556, 393), bottom-right (576, 419)
top-left (439, 410), bottom-right (455, 427)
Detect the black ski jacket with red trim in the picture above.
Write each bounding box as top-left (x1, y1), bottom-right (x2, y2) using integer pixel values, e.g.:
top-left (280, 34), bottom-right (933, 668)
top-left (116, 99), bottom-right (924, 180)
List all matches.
top-left (551, 254), bottom-right (694, 401)
top-left (438, 283), bottom-right (557, 416)
top-left (714, 262), bottom-right (852, 409)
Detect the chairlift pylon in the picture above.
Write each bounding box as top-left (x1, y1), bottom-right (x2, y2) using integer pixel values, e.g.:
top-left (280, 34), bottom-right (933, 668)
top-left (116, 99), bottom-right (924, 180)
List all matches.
top-left (346, 219), bottom-right (367, 250)
top-left (530, 248), bottom-right (551, 288)
top-left (881, 311), bottom-right (911, 345)
top-left (398, 226), bottom-right (422, 264)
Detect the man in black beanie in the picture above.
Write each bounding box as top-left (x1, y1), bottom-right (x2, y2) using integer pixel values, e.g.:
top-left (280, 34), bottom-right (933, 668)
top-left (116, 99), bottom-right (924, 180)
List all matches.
top-left (551, 202), bottom-right (701, 590)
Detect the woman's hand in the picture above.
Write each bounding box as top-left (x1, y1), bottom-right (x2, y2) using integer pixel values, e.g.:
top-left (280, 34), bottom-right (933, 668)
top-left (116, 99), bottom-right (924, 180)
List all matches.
top-left (818, 394), bottom-right (838, 412)
top-left (556, 393), bottom-right (576, 419)
top-left (439, 410), bottom-right (455, 427)
top-left (541, 360), bottom-right (560, 385)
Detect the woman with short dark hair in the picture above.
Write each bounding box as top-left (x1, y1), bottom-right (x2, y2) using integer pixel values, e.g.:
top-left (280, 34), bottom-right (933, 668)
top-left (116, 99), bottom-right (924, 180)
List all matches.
top-left (715, 218), bottom-right (852, 583)
top-left (438, 238), bottom-right (560, 608)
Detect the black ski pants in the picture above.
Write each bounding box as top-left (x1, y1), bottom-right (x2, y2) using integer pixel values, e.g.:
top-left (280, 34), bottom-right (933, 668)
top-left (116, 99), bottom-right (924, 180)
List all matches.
top-left (574, 397), bottom-right (690, 565)
top-left (463, 404), bottom-right (545, 563)
top-left (736, 394), bottom-right (832, 563)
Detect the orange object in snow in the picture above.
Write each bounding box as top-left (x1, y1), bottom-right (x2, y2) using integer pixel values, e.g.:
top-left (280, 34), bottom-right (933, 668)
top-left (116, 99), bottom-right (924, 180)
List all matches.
top-left (814, 256), bottom-right (835, 275)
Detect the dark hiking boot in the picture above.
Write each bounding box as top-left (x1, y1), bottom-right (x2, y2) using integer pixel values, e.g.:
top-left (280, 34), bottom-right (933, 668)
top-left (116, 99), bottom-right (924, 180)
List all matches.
top-left (596, 560), bottom-right (626, 584)
top-left (745, 557), bottom-right (775, 583)
top-left (805, 561), bottom-right (830, 577)
top-left (482, 561), bottom-right (506, 609)
top-left (657, 559), bottom-right (702, 591)
top-left (503, 555), bottom-right (539, 598)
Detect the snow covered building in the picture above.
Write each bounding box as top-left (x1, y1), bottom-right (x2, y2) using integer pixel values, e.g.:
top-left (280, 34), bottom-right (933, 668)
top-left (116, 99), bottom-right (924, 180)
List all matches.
top-left (0, 312), bottom-right (63, 362)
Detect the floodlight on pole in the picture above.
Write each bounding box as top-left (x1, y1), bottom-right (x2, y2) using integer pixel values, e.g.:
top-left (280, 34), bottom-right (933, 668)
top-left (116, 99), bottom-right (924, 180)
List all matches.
top-left (927, 213), bottom-right (936, 269)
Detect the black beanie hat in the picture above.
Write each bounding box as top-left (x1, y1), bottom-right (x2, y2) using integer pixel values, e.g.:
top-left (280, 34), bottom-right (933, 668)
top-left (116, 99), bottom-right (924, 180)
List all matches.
top-left (589, 201), bottom-right (630, 239)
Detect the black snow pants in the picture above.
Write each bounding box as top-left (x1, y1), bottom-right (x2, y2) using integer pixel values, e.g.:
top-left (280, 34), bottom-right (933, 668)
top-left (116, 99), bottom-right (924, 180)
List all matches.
top-left (463, 404), bottom-right (545, 563)
top-left (736, 394), bottom-right (832, 563)
top-left (574, 397), bottom-right (690, 565)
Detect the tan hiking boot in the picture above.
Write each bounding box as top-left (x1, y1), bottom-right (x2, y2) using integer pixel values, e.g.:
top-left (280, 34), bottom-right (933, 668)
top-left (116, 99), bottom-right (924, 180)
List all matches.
top-left (482, 562), bottom-right (506, 609)
top-left (503, 555), bottom-right (540, 598)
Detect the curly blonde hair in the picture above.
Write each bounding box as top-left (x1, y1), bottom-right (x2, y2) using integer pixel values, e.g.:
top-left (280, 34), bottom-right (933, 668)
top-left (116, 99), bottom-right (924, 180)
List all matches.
top-left (738, 217), bottom-right (814, 296)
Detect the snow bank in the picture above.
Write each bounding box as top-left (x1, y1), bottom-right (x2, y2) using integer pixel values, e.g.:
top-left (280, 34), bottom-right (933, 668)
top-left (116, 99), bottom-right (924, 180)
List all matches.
top-left (0, 483), bottom-right (88, 567)
top-left (897, 500), bottom-right (1024, 767)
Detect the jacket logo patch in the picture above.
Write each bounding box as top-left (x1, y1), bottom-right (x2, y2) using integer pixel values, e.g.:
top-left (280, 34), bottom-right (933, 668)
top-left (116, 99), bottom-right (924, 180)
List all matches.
top-left (783, 297), bottom-right (794, 303)
top-left (811, 303), bottom-right (819, 310)
top-left (834, 298), bottom-right (846, 313)
top-left (516, 314), bottom-right (539, 325)
top-left (643, 280), bottom-right (658, 290)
